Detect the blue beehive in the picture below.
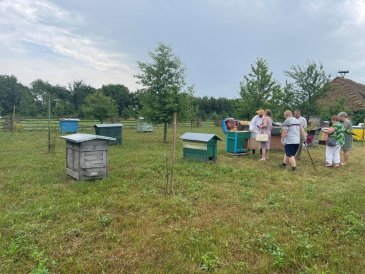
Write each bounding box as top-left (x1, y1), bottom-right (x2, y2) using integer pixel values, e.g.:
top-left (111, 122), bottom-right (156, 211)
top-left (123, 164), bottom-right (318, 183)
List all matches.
top-left (59, 118), bottom-right (79, 133)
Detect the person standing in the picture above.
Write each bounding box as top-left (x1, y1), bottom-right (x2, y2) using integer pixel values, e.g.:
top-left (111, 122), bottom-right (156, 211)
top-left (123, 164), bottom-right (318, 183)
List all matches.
top-left (294, 109), bottom-right (307, 159)
top-left (338, 112), bottom-right (353, 165)
top-left (258, 109), bottom-right (273, 161)
top-left (322, 115), bottom-right (345, 167)
top-left (279, 110), bottom-right (306, 171)
top-left (249, 109), bottom-right (264, 155)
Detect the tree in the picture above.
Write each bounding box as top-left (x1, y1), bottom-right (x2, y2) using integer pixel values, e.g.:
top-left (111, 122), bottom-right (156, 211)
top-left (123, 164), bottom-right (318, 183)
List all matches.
top-left (179, 85), bottom-right (198, 127)
top-left (30, 79), bottom-right (54, 116)
top-left (0, 75), bottom-right (24, 115)
top-left (135, 43), bottom-right (186, 143)
top-left (239, 58), bottom-right (281, 119)
top-left (267, 81), bottom-right (295, 121)
top-left (82, 91), bottom-right (118, 123)
top-left (285, 61), bottom-right (331, 120)
top-left (101, 84), bottom-right (131, 118)
top-left (68, 81), bottom-right (95, 116)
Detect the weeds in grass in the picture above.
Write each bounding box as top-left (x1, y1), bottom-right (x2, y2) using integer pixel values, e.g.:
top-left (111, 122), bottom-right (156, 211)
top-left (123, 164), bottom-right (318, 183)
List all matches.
top-left (258, 233), bottom-right (286, 268)
top-left (7, 233), bottom-right (54, 274)
top-left (99, 215), bottom-right (112, 228)
top-left (342, 211), bottom-right (365, 238)
top-left (201, 251), bottom-right (220, 272)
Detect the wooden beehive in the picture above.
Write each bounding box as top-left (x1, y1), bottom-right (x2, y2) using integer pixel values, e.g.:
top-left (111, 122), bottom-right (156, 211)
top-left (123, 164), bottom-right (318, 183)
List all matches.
top-left (180, 132), bottom-right (223, 163)
top-left (60, 133), bottom-right (116, 180)
top-left (94, 123), bottom-right (123, 145)
top-left (59, 118), bottom-right (80, 133)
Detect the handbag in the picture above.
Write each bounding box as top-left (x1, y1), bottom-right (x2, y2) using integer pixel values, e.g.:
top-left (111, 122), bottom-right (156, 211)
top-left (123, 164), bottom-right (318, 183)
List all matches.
top-left (256, 133), bottom-right (269, 142)
top-left (326, 137), bottom-right (337, 146)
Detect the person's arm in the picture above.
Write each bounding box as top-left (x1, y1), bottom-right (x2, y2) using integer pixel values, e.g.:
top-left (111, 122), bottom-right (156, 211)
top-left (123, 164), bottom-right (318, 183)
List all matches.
top-left (249, 117), bottom-right (259, 133)
top-left (344, 121), bottom-right (352, 134)
top-left (249, 117), bottom-right (255, 132)
top-left (281, 126), bottom-right (287, 143)
top-left (260, 117), bottom-right (268, 129)
top-left (300, 126), bottom-right (307, 141)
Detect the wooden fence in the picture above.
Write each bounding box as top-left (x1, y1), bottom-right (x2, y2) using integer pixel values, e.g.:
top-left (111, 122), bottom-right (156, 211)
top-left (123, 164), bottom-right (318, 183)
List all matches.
top-left (0, 118), bottom-right (217, 132)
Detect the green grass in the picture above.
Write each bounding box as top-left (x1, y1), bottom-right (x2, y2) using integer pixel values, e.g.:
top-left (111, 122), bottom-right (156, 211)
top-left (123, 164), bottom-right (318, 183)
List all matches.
top-left (0, 127), bottom-right (364, 273)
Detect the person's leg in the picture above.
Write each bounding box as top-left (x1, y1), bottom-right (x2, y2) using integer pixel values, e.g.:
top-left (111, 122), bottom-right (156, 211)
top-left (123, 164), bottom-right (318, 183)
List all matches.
top-left (266, 136), bottom-right (271, 160)
top-left (295, 138), bottom-right (303, 158)
top-left (288, 156), bottom-right (296, 169)
top-left (250, 138), bottom-right (256, 155)
top-left (325, 146), bottom-right (333, 166)
top-left (342, 150), bottom-right (350, 165)
top-left (280, 145), bottom-right (290, 168)
top-left (260, 142), bottom-right (266, 160)
top-left (333, 145), bottom-right (341, 168)
top-left (282, 154), bottom-right (288, 165)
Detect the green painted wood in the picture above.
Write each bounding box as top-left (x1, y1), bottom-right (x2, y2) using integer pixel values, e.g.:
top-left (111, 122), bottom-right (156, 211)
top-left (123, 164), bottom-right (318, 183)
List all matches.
top-left (95, 125), bottom-right (122, 145)
top-left (182, 139), bottom-right (218, 162)
top-left (226, 131), bottom-right (250, 154)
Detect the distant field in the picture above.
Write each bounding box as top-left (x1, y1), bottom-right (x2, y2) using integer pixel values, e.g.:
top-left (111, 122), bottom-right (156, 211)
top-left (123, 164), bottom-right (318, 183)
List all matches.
top-left (0, 127), bottom-right (364, 273)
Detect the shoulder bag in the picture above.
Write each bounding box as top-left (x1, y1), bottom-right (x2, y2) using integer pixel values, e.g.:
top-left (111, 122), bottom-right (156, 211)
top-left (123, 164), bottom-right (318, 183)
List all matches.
top-left (326, 137), bottom-right (337, 146)
top-left (256, 133), bottom-right (269, 142)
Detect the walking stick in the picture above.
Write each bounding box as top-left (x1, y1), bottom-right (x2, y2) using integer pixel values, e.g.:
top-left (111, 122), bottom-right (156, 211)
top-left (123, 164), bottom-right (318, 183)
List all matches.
top-left (303, 141), bottom-right (317, 171)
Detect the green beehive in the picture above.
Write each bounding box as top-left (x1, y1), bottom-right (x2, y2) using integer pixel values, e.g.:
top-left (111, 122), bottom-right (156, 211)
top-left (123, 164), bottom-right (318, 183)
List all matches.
top-left (94, 123), bottom-right (123, 145)
top-left (180, 132), bottom-right (223, 163)
top-left (226, 131), bottom-right (251, 154)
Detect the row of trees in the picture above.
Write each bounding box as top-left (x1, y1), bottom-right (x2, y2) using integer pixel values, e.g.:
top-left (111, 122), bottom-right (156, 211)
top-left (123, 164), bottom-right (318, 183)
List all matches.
top-left (1, 42), bottom-right (348, 142)
top-left (0, 75), bottom-right (141, 119)
top-left (0, 76), bottom-right (236, 122)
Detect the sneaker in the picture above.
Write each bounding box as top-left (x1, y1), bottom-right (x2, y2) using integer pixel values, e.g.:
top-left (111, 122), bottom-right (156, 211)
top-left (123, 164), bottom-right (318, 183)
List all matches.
top-left (325, 164), bottom-right (332, 167)
top-left (259, 158), bottom-right (266, 161)
top-left (279, 163), bottom-right (286, 169)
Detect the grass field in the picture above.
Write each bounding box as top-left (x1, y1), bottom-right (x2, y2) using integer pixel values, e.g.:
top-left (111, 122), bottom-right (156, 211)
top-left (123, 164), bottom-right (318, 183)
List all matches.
top-left (0, 127), bottom-right (364, 273)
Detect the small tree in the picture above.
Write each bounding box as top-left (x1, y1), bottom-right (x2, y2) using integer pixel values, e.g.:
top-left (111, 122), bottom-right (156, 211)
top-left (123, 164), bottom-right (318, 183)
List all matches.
top-left (239, 58), bottom-right (281, 119)
top-left (135, 43), bottom-right (186, 143)
top-left (285, 61), bottom-right (331, 120)
top-left (267, 81), bottom-right (296, 121)
top-left (82, 91), bottom-right (117, 123)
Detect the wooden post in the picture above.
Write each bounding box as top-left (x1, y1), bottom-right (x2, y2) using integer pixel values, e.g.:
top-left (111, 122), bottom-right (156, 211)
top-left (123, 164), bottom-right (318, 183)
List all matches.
top-left (48, 93), bottom-right (51, 153)
top-left (167, 112), bottom-right (177, 195)
top-left (360, 118), bottom-right (365, 146)
top-left (11, 105), bottom-right (15, 134)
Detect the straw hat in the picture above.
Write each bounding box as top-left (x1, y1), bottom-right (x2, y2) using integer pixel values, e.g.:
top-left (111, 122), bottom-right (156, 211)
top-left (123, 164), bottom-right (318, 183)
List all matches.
top-left (256, 109), bottom-right (265, 115)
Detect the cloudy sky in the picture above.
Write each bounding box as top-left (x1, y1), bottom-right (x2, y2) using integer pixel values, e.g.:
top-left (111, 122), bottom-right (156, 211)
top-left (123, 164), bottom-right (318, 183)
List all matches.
top-left (0, 0), bottom-right (364, 98)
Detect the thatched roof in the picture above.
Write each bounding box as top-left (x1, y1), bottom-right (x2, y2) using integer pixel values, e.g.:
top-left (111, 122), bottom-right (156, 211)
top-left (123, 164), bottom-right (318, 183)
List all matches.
top-left (318, 77), bottom-right (365, 111)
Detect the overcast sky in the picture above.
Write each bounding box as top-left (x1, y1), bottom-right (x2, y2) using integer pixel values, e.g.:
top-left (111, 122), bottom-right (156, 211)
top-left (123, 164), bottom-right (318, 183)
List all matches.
top-left (0, 0), bottom-right (364, 98)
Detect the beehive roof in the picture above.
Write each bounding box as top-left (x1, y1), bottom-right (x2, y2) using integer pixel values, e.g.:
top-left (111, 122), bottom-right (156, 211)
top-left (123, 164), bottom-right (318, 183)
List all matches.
top-left (59, 118), bottom-right (80, 121)
top-left (179, 132), bottom-right (223, 142)
top-left (60, 133), bottom-right (116, 143)
top-left (94, 123), bottom-right (123, 128)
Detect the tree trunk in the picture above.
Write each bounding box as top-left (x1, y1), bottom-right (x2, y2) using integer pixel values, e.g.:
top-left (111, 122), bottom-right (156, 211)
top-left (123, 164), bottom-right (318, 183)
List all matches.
top-left (163, 122), bottom-right (168, 143)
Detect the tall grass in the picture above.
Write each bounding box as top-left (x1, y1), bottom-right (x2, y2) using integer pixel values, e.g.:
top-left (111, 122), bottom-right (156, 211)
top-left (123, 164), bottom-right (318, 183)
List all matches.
top-left (0, 127), bottom-right (364, 273)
